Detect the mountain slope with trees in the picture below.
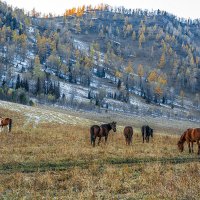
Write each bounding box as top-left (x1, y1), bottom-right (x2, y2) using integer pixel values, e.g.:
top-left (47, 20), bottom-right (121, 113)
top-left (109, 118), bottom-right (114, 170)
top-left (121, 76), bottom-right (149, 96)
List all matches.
top-left (0, 2), bottom-right (199, 121)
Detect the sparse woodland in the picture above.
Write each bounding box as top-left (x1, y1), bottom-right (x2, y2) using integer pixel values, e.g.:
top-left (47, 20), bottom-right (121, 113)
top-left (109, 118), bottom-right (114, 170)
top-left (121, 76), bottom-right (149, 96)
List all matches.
top-left (0, 2), bottom-right (199, 120)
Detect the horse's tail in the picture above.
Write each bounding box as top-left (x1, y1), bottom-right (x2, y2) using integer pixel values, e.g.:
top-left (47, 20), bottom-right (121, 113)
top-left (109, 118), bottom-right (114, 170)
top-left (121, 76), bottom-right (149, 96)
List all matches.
top-left (9, 119), bottom-right (12, 132)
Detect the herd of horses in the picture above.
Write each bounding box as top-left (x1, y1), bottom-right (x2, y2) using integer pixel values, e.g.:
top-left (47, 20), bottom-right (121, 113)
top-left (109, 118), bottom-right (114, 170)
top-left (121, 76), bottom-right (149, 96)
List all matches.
top-left (90, 121), bottom-right (153, 147)
top-left (90, 122), bottom-right (200, 155)
top-left (0, 117), bottom-right (200, 155)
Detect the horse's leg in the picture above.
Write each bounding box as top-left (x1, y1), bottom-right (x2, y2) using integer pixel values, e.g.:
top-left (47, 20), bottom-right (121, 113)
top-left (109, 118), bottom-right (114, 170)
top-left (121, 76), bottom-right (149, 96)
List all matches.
top-left (145, 136), bottom-right (148, 143)
top-left (105, 135), bottom-right (108, 144)
top-left (130, 136), bottom-right (133, 145)
top-left (93, 136), bottom-right (96, 147)
top-left (187, 141), bottom-right (191, 153)
top-left (197, 140), bottom-right (200, 155)
top-left (126, 136), bottom-right (129, 145)
top-left (191, 142), bottom-right (194, 153)
top-left (129, 136), bottom-right (131, 145)
top-left (98, 137), bottom-right (101, 146)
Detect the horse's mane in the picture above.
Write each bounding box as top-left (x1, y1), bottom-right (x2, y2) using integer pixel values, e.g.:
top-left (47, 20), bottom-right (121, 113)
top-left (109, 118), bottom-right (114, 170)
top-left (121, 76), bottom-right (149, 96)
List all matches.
top-left (179, 129), bottom-right (188, 143)
top-left (101, 123), bottom-right (111, 129)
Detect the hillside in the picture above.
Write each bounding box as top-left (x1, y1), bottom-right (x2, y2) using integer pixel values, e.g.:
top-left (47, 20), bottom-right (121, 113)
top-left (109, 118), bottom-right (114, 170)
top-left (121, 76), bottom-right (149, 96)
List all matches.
top-left (0, 2), bottom-right (199, 122)
top-left (0, 100), bottom-right (199, 134)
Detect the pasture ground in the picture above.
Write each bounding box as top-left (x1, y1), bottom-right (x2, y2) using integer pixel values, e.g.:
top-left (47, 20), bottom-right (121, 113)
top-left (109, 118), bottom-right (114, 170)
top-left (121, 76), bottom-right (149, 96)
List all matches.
top-left (0, 103), bottom-right (200, 199)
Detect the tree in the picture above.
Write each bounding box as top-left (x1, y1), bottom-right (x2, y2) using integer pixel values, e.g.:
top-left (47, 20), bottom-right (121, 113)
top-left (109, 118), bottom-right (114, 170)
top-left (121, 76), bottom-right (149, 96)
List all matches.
top-left (148, 70), bottom-right (157, 82)
top-left (132, 31), bottom-right (136, 41)
top-left (138, 64), bottom-right (144, 91)
top-left (139, 32), bottom-right (145, 48)
top-left (36, 77), bottom-right (42, 95)
top-left (37, 35), bottom-right (48, 62)
top-left (75, 19), bottom-right (81, 34)
top-left (46, 53), bottom-right (62, 72)
top-left (158, 53), bottom-right (166, 68)
top-left (16, 74), bottom-right (21, 89)
top-left (194, 93), bottom-right (200, 108)
top-left (124, 61), bottom-right (134, 90)
top-left (154, 84), bottom-right (163, 104)
top-left (115, 70), bottom-right (122, 83)
top-left (125, 61), bottom-right (133, 74)
top-left (55, 82), bottom-right (61, 99)
top-left (33, 55), bottom-right (44, 79)
top-left (180, 90), bottom-right (184, 108)
top-left (98, 29), bottom-right (105, 39)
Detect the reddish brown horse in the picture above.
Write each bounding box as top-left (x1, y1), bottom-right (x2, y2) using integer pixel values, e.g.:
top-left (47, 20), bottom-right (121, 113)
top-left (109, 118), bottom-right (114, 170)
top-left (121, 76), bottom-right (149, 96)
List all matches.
top-left (177, 128), bottom-right (200, 154)
top-left (90, 122), bottom-right (117, 147)
top-left (124, 126), bottom-right (133, 145)
top-left (0, 118), bottom-right (12, 132)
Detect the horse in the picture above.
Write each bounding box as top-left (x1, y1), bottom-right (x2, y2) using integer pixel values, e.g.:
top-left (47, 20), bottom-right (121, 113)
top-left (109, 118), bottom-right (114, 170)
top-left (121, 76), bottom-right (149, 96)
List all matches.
top-left (141, 125), bottom-right (153, 143)
top-left (0, 117), bottom-right (12, 132)
top-left (124, 126), bottom-right (133, 145)
top-left (90, 121), bottom-right (117, 147)
top-left (177, 128), bottom-right (200, 155)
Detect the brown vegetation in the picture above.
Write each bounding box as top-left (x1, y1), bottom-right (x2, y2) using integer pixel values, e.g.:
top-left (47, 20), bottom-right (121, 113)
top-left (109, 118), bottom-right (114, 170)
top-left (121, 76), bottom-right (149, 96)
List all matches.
top-left (0, 108), bottom-right (200, 199)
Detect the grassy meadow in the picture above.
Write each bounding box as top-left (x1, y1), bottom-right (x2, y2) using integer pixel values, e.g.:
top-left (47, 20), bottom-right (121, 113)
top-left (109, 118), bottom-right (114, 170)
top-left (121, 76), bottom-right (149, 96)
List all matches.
top-left (0, 105), bottom-right (200, 199)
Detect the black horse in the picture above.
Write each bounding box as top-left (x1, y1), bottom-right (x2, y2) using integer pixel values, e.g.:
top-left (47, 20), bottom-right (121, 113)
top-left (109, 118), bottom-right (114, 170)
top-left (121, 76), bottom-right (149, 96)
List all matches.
top-left (141, 125), bottom-right (153, 143)
top-left (90, 122), bottom-right (117, 147)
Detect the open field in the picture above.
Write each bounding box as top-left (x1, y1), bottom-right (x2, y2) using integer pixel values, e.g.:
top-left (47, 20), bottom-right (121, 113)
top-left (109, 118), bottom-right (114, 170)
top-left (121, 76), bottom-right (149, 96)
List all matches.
top-left (0, 101), bottom-right (200, 199)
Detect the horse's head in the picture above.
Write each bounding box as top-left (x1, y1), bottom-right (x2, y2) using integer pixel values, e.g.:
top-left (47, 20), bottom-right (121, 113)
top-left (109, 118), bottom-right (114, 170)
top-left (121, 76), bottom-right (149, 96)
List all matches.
top-left (110, 121), bottom-right (117, 132)
top-left (177, 140), bottom-right (184, 152)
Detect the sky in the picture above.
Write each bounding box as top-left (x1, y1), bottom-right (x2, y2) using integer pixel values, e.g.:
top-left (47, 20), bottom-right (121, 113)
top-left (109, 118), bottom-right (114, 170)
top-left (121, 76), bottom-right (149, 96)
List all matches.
top-left (3, 0), bottom-right (200, 19)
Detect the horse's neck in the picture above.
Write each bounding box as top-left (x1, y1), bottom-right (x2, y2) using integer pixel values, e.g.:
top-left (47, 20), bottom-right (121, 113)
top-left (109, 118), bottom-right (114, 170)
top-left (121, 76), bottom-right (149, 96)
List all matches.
top-left (102, 124), bottom-right (112, 131)
top-left (180, 132), bottom-right (186, 143)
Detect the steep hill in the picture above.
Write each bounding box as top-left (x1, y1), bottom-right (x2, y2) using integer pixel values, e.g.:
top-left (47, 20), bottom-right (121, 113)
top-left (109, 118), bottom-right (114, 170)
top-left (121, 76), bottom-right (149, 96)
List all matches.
top-left (0, 2), bottom-right (199, 122)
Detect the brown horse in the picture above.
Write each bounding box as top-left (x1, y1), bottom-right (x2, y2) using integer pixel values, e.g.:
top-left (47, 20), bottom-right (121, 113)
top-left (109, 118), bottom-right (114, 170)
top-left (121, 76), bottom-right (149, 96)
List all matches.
top-left (177, 128), bottom-right (200, 154)
top-left (124, 126), bottom-right (133, 145)
top-left (0, 118), bottom-right (12, 132)
top-left (90, 122), bottom-right (117, 147)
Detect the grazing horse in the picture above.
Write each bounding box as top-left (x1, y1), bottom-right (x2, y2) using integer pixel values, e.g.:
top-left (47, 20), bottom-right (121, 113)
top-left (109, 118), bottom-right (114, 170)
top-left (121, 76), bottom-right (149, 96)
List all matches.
top-left (177, 128), bottom-right (200, 155)
top-left (0, 118), bottom-right (12, 132)
top-left (90, 122), bottom-right (117, 147)
top-left (124, 126), bottom-right (133, 145)
top-left (141, 125), bottom-right (153, 143)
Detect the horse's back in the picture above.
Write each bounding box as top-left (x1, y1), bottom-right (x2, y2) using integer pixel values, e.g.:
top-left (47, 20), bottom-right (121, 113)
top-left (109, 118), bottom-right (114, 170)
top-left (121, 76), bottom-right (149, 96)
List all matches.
top-left (192, 128), bottom-right (200, 139)
top-left (90, 125), bottom-right (100, 132)
top-left (124, 126), bottom-right (133, 136)
top-left (185, 128), bottom-right (200, 141)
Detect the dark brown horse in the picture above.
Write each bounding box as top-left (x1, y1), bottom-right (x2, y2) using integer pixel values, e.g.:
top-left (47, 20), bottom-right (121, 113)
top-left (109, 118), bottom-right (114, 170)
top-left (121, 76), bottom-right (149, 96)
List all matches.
top-left (124, 126), bottom-right (133, 145)
top-left (0, 118), bottom-right (12, 132)
top-left (141, 125), bottom-right (153, 143)
top-left (90, 122), bottom-right (117, 147)
top-left (177, 128), bottom-right (200, 154)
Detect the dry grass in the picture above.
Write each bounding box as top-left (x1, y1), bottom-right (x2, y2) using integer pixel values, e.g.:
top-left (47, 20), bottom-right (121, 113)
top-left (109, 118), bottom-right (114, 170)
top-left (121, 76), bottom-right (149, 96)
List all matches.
top-left (0, 107), bottom-right (200, 199)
